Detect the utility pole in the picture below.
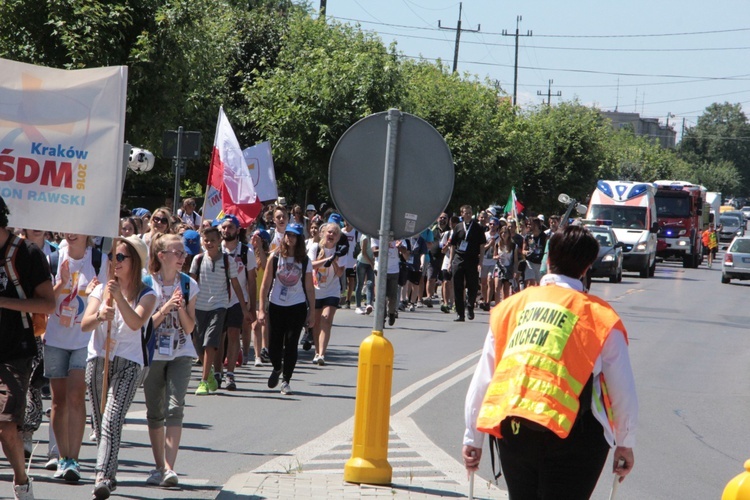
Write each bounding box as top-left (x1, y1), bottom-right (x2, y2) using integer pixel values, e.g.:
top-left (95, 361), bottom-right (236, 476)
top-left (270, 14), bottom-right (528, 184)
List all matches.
top-left (537, 79), bottom-right (561, 106)
top-left (502, 16), bottom-right (532, 106)
top-left (439, 2), bottom-right (480, 73)
top-left (320, 0), bottom-right (326, 18)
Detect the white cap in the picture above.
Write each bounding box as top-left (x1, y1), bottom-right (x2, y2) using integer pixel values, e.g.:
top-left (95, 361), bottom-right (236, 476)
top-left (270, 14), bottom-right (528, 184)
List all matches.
top-left (538, 214), bottom-right (545, 221)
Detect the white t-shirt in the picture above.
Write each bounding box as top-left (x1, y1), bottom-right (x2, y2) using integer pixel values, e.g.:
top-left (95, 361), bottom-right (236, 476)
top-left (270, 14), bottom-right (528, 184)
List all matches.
top-left (268, 255), bottom-right (310, 306)
top-left (178, 209), bottom-right (202, 229)
top-left (269, 227), bottom-right (285, 255)
top-left (45, 246), bottom-right (109, 350)
top-left (308, 245), bottom-right (341, 299)
top-left (87, 284), bottom-right (157, 366)
top-left (484, 232), bottom-right (500, 266)
top-left (148, 273), bottom-right (199, 361)
top-left (339, 228), bottom-right (358, 269)
top-left (371, 238), bottom-right (401, 274)
top-left (223, 242), bottom-right (257, 306)
top-left (441, 231), bottom-right (452, 272)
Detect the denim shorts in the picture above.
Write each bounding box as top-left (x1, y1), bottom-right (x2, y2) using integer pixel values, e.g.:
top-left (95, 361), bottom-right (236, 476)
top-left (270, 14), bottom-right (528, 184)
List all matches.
top-left (44, 345), bottom-right (88, 378)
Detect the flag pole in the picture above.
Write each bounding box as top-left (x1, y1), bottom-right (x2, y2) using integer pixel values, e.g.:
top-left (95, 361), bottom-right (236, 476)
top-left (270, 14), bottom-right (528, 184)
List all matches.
top-left (99, 237), bottom-right (118, 415)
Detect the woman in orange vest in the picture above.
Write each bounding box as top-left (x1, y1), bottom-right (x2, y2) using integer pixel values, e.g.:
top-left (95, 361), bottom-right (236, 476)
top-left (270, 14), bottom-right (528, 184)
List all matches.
top-left (462, 226), bottom-right (638, 499)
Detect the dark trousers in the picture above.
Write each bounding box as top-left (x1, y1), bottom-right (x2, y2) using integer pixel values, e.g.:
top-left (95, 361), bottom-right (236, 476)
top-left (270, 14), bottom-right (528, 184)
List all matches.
top-left (452, 263), bottom-right (479, 317)
top-left (498, 412), bottom-right (610, 500)
top-left (268, 302), bottom-right (307, 383)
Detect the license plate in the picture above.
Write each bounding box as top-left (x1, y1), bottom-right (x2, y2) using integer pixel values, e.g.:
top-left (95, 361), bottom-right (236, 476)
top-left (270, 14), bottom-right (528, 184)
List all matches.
top-left (743, 258), bottom-right (750, 263)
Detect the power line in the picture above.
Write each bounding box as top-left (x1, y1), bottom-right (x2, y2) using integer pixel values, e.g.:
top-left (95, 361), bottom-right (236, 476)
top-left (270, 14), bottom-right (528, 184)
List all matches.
top-left (330, 16), bottom-right (750, 39)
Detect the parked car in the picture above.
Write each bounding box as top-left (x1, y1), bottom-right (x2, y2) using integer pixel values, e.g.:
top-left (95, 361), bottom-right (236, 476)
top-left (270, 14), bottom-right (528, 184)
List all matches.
top-left (586, 225), bottom-right (624, 285)
top-left (719, 212), bottom-right (745, 242)
top-left (741, 206), bottom-right (750, 220)
top-left (721, 236), bottom-right (750, 283)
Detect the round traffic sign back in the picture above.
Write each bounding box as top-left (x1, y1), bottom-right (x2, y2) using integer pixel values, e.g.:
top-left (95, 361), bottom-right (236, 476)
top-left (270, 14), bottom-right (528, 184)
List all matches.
top-left (329, 111), bottom-right (454, 239)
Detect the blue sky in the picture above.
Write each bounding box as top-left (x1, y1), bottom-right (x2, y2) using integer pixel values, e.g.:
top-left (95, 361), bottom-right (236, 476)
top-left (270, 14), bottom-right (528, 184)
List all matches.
top-left (321, 0), bottom-right (750, 140)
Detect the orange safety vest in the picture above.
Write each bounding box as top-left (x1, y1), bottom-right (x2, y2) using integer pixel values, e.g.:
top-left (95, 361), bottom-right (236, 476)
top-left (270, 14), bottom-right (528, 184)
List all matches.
top-left (476, 284), bottom-right (627, 439)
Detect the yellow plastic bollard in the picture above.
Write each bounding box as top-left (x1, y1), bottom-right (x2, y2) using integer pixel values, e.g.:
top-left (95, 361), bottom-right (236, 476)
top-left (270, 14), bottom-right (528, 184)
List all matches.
top-left (344, 330), bottom-right (394, 485)
top-left (723, 459), bottom-right (750, 499)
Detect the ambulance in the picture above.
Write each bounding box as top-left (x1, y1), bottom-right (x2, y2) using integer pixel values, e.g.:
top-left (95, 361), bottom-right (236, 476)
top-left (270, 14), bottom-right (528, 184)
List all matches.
top-left (586, 180), bottom-right (659, 278)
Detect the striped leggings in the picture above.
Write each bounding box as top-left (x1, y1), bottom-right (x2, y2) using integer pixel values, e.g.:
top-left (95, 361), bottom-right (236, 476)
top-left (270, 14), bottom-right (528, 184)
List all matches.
top-left (86, 356), bottom-right (141, 480)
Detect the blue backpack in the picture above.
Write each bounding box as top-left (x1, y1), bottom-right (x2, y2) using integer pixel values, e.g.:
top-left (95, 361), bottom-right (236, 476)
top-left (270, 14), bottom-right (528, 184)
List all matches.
top-left (141, 273), bottom-right (191, 366)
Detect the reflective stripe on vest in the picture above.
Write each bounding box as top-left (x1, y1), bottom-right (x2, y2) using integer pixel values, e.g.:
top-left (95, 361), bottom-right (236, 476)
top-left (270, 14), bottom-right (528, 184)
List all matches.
top-left (476, 284), bottom-right (626, 439)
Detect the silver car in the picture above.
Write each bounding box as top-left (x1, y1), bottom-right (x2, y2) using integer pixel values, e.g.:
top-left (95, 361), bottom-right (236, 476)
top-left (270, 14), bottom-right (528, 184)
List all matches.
top-left (721, 236), bottom-right (750, 283)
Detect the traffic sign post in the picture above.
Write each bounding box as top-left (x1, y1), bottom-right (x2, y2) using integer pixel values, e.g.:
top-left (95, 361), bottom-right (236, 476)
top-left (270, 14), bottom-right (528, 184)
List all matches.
top-left (162, 127), bottom-right (201, 214)
top-left (331, 109), bottom-right (454, 485)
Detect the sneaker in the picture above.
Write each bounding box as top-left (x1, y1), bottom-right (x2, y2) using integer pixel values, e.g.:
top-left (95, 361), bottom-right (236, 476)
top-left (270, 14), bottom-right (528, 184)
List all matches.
top-left (146, 469), bottom-right (164, 486)
top-left (260, 347), bottom-right (271, 363)
top-left (365, 304), bottom-right (373, 315)
top-left (312, 354), bottom-right (320, 364)
top-left (267, 369), bottom-right (281, 389)
top-left (355, 307), bottom-right (365, 315)
top-left (213, 371), bottom-right (223, 390)
top-left (317, 355), bottom-right (326, 366)
top-left (93, 478), bottom-right (115, 499)
top-left (280, 381), bottom-right (292, 395)
top-left (254, 357), bottom-right (262, 367)
top-left (13, 477), bottom-right (33, 500)
top-left (467, 308), bottom-right (475, 320)
top-left (194, 380), bottom-right (209, 396)
top-left (225, 373), bottom-right (237, 391)
top-left (54, 457), bottom-right (69, 478)
top-left (63, 458), bottom-right (81, 482)
top-left (160, 469), bottom-right (179, 487)
top-left (398, 301), bottom-right (406, 311)
top-left (424, 298), bottom-right (433, 308)
top-left (344, 301), bottom-right (351, 309)
top-left (242, 352), bottom-right (249, 366)
top-left (388, 313), bottom-right (396, 326)
top-left (45, 457), bottom-right (58, 471)
top-left (408, 303), bottom-right (416, 312)
top-left (207, 369), bottom-right (219, 392)
top-left (454, 315), bottom-right (465, 322)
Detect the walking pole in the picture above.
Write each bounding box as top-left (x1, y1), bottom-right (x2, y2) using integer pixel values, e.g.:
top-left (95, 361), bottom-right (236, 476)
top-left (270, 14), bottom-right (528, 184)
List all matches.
top-left (99, 237), bottom-right (118, 415)
top-left (468, 450), bottom-right (476, 500)
top-left (609, 458), bottom-right (625, 500)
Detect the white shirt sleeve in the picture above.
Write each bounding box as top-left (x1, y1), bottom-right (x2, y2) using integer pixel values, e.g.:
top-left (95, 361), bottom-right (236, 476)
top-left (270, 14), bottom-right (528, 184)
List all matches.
top-left (463, 328), bottom-right (496, 448)
top-left (598, 328), bottom-right (638, 448)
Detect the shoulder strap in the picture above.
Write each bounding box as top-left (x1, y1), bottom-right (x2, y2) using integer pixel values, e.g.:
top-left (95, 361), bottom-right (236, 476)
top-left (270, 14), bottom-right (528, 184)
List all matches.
top-left (91, 246), bottom-right (103, 276)
top-left (223, 252), bottom-right (231, 299)
top-left (48, 247), bottom-right (60, 279)
top-left (240, 243), bottom-right (249, 279)
top-left (142, 275), bottom-right (153, 288)
top-left (5, 235), bottom-right (31, 329)
top-left (193, 254), bottom-right (204, 283)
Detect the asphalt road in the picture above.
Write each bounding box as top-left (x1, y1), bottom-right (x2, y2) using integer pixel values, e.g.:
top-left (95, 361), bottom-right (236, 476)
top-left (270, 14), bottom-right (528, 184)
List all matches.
top-left (9, 250), bottom-right (750, 499)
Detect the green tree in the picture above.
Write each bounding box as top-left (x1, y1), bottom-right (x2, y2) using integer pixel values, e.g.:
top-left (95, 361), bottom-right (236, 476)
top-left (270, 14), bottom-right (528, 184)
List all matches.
top-left (244, 14), bottom-right (403, 205)
top-left (679, 102), bottom-right (750, 194)
top-left (399, 60), bottom-right (516, 212)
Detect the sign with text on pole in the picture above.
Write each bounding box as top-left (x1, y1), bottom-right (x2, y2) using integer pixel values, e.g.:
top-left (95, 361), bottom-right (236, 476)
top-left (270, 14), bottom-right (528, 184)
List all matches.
top-left (330, 110), bottom-right (454, 485)
top-left (163, 128), bottom-right (201, 214)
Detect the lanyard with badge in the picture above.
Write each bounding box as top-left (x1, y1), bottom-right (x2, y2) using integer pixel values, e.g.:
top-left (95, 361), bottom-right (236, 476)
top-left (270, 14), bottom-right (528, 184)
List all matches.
top-left (60, 262), bottom-right (84, 327)
top-left (458, 220), bottom-right (472, 252)
top-left (156, 274), bottom-right (180, 356)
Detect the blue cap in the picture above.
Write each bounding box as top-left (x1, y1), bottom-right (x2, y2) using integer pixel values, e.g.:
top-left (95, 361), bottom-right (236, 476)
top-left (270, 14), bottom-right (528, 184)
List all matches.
top-left (490, 217), bottom-right (501, 225)
top-left (212, 214), bottom-right (241, 228)
top-left (132, 207), bottom-right (151, 218)
top-left (285, 223), bottom-right (304, 236)
top-left (328, 213), bottom-right (344, 227)
top-left (253, 229), bottom-right (271, 243)
top-left (182, 230), bottom-right (201, 255)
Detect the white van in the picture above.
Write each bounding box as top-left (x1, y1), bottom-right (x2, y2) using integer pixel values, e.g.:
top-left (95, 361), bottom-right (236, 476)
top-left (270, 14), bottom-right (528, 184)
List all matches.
top-left (586, 180), bottom-right (659, 278)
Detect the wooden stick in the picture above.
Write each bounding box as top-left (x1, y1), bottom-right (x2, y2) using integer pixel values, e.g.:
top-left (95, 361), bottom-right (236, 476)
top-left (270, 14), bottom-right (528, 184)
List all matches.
top-left (100, 237), bottom-right (118, 415)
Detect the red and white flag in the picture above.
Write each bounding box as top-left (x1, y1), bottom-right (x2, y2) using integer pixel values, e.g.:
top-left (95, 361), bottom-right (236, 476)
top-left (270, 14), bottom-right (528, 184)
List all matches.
top-left (203, 107), bottom-right (262, 227)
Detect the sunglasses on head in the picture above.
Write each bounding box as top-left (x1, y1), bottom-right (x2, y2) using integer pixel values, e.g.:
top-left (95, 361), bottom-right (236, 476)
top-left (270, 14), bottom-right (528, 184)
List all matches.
top-left (153, 216), bottom-right (169, 224)
top-left (115, 253), bottom-right (131, 262)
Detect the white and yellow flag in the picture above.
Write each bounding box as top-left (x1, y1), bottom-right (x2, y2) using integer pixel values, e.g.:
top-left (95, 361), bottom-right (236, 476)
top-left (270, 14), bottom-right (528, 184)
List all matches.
top-left (0, 58), bottom-right (128, 237)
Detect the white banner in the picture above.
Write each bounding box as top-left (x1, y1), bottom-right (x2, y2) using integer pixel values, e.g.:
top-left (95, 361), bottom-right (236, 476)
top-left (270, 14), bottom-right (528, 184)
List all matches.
top-left (242, 141), bottom-right (278, 202)
top-left (0, 58), bottom-right (128, 237)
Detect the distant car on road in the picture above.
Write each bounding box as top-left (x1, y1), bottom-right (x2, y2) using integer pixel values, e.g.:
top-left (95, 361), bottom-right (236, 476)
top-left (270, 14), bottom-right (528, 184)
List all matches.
top-left (585, 225), bottom-right (624, 285)
top-left (719, 213), bottom-right (745, 242)
top-left (741, 206), bottom-right (750, 220)
top-left (721, 235), bottom-right (750, 283)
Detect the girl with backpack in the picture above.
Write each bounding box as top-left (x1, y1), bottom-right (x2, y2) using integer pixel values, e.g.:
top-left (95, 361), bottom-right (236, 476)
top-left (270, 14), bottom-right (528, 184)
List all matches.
top-left (82, 236), bottom-right (156, 499)
top-left (142, 234), bottom-right (199, 488)
top-left (258, 224), bottom-right (315, 395)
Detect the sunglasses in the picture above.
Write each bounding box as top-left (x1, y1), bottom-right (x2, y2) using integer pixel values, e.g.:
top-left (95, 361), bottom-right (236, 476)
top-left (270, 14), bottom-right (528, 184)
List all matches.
top-left (115, 253), bottom-right (131, 262)
top-left (153, 216), bottom-right (169, 224)
top-left (163, 250), bottom-right (186, 258)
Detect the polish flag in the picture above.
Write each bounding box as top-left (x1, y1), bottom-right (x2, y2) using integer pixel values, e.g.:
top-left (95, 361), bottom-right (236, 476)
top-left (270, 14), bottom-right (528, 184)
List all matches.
top-left (203, 107), bottom-right (262, 227)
